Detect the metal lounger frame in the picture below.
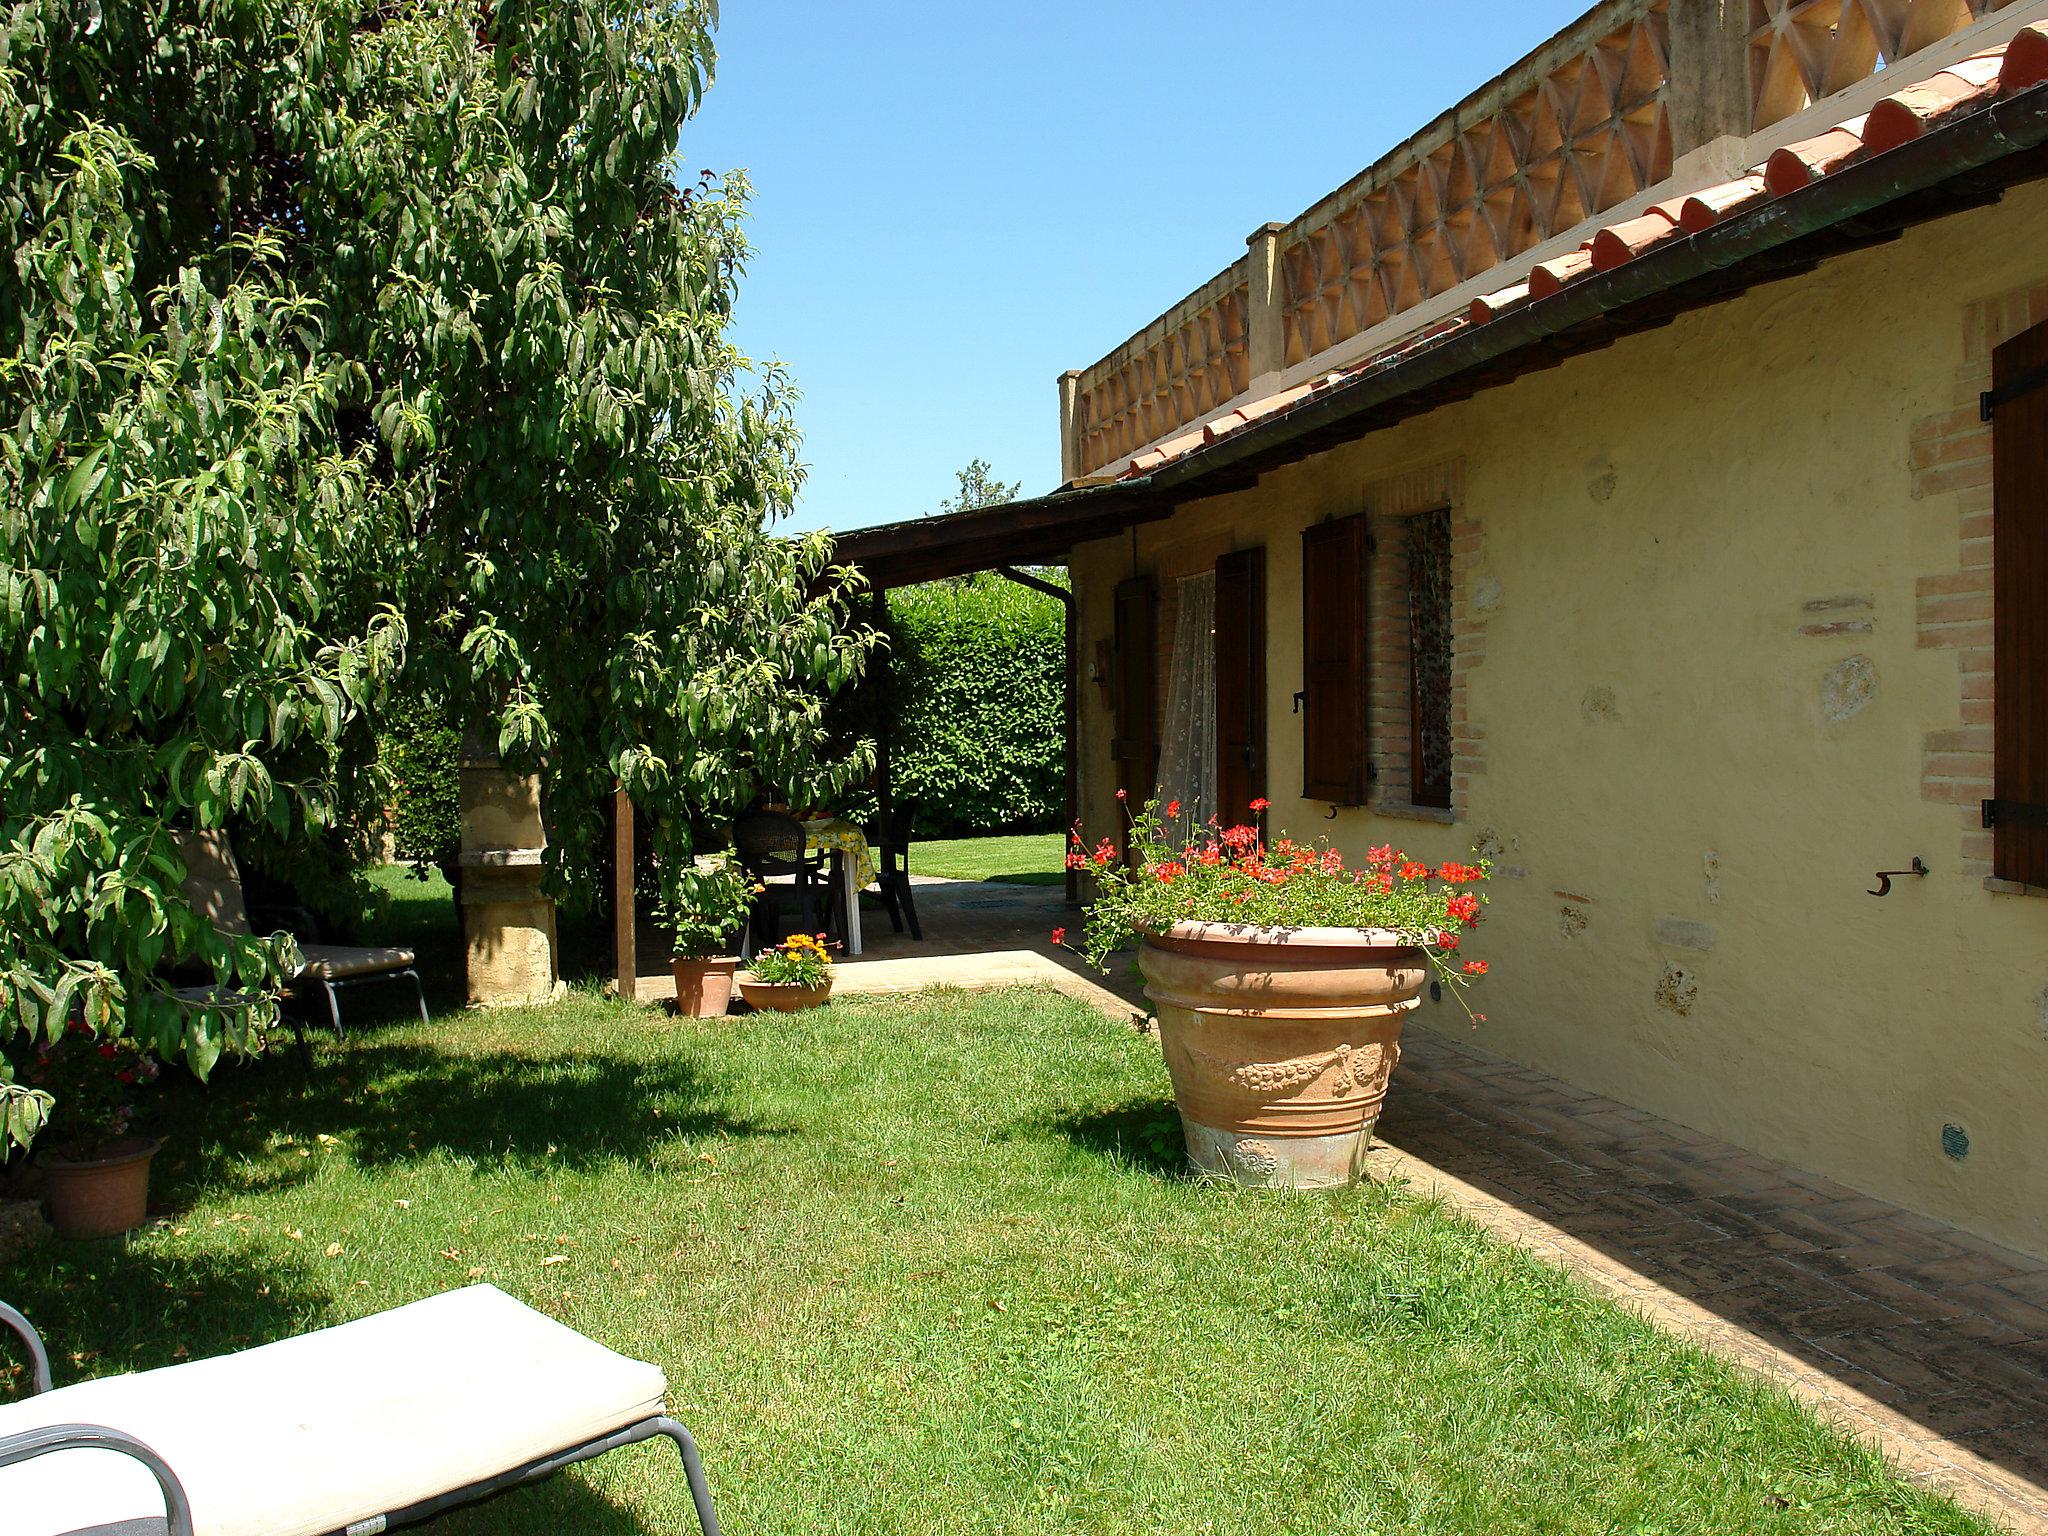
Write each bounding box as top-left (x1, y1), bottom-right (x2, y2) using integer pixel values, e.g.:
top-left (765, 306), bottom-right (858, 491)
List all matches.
top-left (0, 1301), bottom-right (720, 1536)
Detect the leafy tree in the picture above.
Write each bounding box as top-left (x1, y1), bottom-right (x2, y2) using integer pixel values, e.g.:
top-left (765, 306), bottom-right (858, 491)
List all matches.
top-left (931, 458), bottom-right (1020, 518)
top-left (0, 0), bottom-right (874, 1147)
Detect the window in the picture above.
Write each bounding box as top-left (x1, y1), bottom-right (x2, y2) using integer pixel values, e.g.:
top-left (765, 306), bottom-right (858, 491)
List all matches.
top-left (1406, 508), bottom-right (1455, 809)
top-left (1990, 319), bottom-right (2048, 886)
top-left (1213, 547), bottom-right (1267, 828)
top-left (1111, 575), bottom-right (1158, 822)
top-left (1300, 513), bottom-right (1371, 805)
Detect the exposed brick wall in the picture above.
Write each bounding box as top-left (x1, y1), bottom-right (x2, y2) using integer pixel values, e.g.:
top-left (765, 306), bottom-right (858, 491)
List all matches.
top-left (1359, 460), bottom-right (1487, 817)
top-left (1911, 282), bottom-right (2048, 881)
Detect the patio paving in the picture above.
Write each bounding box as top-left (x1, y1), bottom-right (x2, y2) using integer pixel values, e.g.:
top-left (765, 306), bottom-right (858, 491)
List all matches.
top-left (640, 878), bottom-right (2048, 1531)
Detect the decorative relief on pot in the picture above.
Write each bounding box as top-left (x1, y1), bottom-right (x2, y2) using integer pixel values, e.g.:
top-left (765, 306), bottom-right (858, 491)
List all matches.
top-left (1183, 1040), bottom-right (1397, 1098)
top-left (1231, 1139), bottom-right (1280, 1176)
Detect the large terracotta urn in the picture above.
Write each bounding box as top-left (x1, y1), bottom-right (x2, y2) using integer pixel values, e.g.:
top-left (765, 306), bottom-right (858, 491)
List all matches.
top-left (1138, 923), bottom-right (1426, 1189)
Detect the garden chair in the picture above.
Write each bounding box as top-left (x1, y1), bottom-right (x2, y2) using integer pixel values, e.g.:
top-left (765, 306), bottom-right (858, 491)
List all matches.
top-left (866, 797), bottom-right (923, 942)
top-left (731, 809), bottom-right (839, 959)
top-left (0, 1284), bottom-right (721, 1536)
top-left (174, 831), bottom-right (428, 1046)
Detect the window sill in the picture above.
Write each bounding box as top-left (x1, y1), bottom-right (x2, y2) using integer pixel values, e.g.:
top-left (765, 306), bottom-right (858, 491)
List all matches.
top-left (1985, 876), bottom-right (2048, 900)
top-left (1374, 800), bottom-right (1456, 825)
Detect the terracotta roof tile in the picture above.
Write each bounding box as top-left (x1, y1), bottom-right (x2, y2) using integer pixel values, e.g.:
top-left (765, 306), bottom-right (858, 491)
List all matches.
top-left (2003, 23), bottom-right (2048, 93)
top-left (1527, 247), bottom-right (1594, 299)
top-left (1470, 280), bottom-right (1533, 325)
top-left (1591, 209), bottom-right (1682, 271)
top-left (1764, 116), bottom-right (1869, 197)
top-left (1678, 174), bottom-right (1768, 233)
top-left (1863, 55), bottom-right (2004, 155)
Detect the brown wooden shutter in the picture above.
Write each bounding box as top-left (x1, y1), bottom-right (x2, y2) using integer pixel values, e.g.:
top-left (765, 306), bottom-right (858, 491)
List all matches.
top-left (1991, 319), bottom-right (2048, 886)
top-left (1301, 514), bottom-right (1371, 805)
top-left (1111, 576), bottom-right (1158, 812)
top-left (1213, 547), bottom-right (1267, 827)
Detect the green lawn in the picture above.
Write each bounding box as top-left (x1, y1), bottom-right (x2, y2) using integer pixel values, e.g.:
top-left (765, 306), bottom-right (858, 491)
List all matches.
top-left (0, 913), bottom-right (1996, 1533)
top-left (913, 831), bottom-right (1065, 885)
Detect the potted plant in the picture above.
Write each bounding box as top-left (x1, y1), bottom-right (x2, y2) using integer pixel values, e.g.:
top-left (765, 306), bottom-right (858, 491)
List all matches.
top-left (737, 933), bottom-right (835, 1012)
top-left (1062, 794), bottom-right (1490, 1189)
top-left (18, 1023), bottom-right (163, 1237)
top-left (660, 856), bottom-right (758, 1018)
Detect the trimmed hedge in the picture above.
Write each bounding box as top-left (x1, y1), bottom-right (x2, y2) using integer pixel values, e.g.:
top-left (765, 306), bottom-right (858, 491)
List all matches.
top-left (378, 689), bottom-right (461, 865)
top-left (885, 575), bottom-right (1064, 838)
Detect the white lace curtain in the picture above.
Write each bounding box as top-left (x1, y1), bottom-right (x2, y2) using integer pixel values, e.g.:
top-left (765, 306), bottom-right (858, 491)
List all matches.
top-left (1156, 571), bottom-right (1216, 847)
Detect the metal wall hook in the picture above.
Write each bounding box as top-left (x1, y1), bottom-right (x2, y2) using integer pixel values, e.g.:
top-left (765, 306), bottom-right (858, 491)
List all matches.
top-left (1868, 857), bottom-right (1928, 897)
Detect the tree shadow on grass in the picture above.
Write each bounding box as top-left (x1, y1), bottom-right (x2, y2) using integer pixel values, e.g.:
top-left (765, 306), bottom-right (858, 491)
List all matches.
top-left (1049, 1097), bottom-right (1190, 1178)
top-left (146, 1040), bottom-right (788, 1206)
top-left (0, 1243), bottom-right (326, 1398)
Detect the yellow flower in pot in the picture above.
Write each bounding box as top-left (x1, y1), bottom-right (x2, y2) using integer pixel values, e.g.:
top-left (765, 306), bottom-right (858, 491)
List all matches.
top-left (738, 933), bottom-right (834, 1013)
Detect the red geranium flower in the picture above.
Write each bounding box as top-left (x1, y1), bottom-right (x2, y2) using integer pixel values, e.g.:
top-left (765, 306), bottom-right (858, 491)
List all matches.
top-left (1398, 861), bottom-right (1430, 881)
top-left (1050, 927), bottom-right (1067, 946)
top-left (1248, 797), bottom-right (1270, 813)
top-left (1463, 960), bottom-right (1487, 975)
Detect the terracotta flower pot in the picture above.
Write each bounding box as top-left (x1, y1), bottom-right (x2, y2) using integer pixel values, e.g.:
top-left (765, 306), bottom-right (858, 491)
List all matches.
top-left (670, 956), bottom-right (740, 1018)
top-left (736, 977), bottom-right (833, 1013)
top-left (1138, 923), bottom-right (1425, 1189)
top-left (42, 1136), bottom-right (161, 1239)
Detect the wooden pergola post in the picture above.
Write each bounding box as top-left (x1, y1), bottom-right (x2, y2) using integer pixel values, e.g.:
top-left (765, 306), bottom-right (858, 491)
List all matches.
top-left (613, 784), bottom-right (637, 1004)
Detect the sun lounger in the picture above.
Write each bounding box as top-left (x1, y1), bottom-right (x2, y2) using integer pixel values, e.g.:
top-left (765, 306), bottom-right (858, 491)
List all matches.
top-left (0, 1285), bottom-right (719, 1536)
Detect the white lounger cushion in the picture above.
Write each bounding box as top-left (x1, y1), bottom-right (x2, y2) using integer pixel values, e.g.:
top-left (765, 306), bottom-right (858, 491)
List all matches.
top-left (0, 1285), bottom-right (667, 1536)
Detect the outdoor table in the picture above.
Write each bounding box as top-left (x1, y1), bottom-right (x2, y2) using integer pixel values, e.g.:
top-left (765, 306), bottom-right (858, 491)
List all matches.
top-left (800, 816), bottom-right (875, 955)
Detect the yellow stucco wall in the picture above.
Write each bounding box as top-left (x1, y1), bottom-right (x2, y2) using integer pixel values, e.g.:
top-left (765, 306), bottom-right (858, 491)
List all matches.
top-left (1071, 180), bottom-right (2048, 1258)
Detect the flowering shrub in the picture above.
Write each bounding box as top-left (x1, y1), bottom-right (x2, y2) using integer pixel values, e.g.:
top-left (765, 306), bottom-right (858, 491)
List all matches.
top-left (1060, 796), bottom-right (1492, 1020)
top-left (748, 933), bottom-right (833, 988)
top-left (9, 1020), bottom-right (162, 1159)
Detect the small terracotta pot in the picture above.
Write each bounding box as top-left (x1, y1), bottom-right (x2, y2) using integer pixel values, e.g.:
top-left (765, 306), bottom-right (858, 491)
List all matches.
top-left (42, 1136), bottom-right (161, 1239)
top-left (670, 956), bottom-right (740, 1018)
top-left (1139, 923), bottom-right (1425, 1189)
top-left (737, 977), bottom-right (834, 1013)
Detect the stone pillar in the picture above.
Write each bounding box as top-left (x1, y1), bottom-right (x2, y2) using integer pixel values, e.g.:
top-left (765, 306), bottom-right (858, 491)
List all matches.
top-left (1244, 222), bottom-right (1288, 389)
top-left (1058, 369), bottom-right (1083, 485)
top-left (458, 738), bottom-right (562, 1007)
top-left (1667, 0), bottom-right (1754, 164)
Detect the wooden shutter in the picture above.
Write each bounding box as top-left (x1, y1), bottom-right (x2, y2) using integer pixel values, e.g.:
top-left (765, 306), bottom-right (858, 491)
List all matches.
top-left (1300, 514), bottom-right (1371, 805)
top-left (1213, 547), bottom-right (1267, 827)
top-left (1111, 576), bottom-right (1158, 811)
top-left (1991, 320), bottom-right (2048, 886)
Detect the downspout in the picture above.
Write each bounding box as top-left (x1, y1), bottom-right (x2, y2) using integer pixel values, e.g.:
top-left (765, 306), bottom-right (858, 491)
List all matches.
top-left (995, 566), bottom-right (1080, 906)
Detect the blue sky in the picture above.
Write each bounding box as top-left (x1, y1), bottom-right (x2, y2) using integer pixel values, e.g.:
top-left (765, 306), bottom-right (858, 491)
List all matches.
top-left (681, 1), bottom-right (1591, 534)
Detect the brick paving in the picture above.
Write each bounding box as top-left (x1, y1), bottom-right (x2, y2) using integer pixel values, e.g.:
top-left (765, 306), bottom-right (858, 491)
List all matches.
top-left (1367, 1032), bottom-right (2048, 1532)
top-left (664, 880), bottom-right (2048, 1531)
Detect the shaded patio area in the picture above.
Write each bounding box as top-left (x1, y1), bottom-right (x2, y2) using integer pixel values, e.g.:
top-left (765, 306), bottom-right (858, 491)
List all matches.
top-left (635, 874), bottom-right (2048, 1532)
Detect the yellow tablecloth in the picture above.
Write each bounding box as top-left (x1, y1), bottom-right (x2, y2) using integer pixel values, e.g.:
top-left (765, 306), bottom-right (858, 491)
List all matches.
top-left (803, 818), bottom-right (875, 891)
